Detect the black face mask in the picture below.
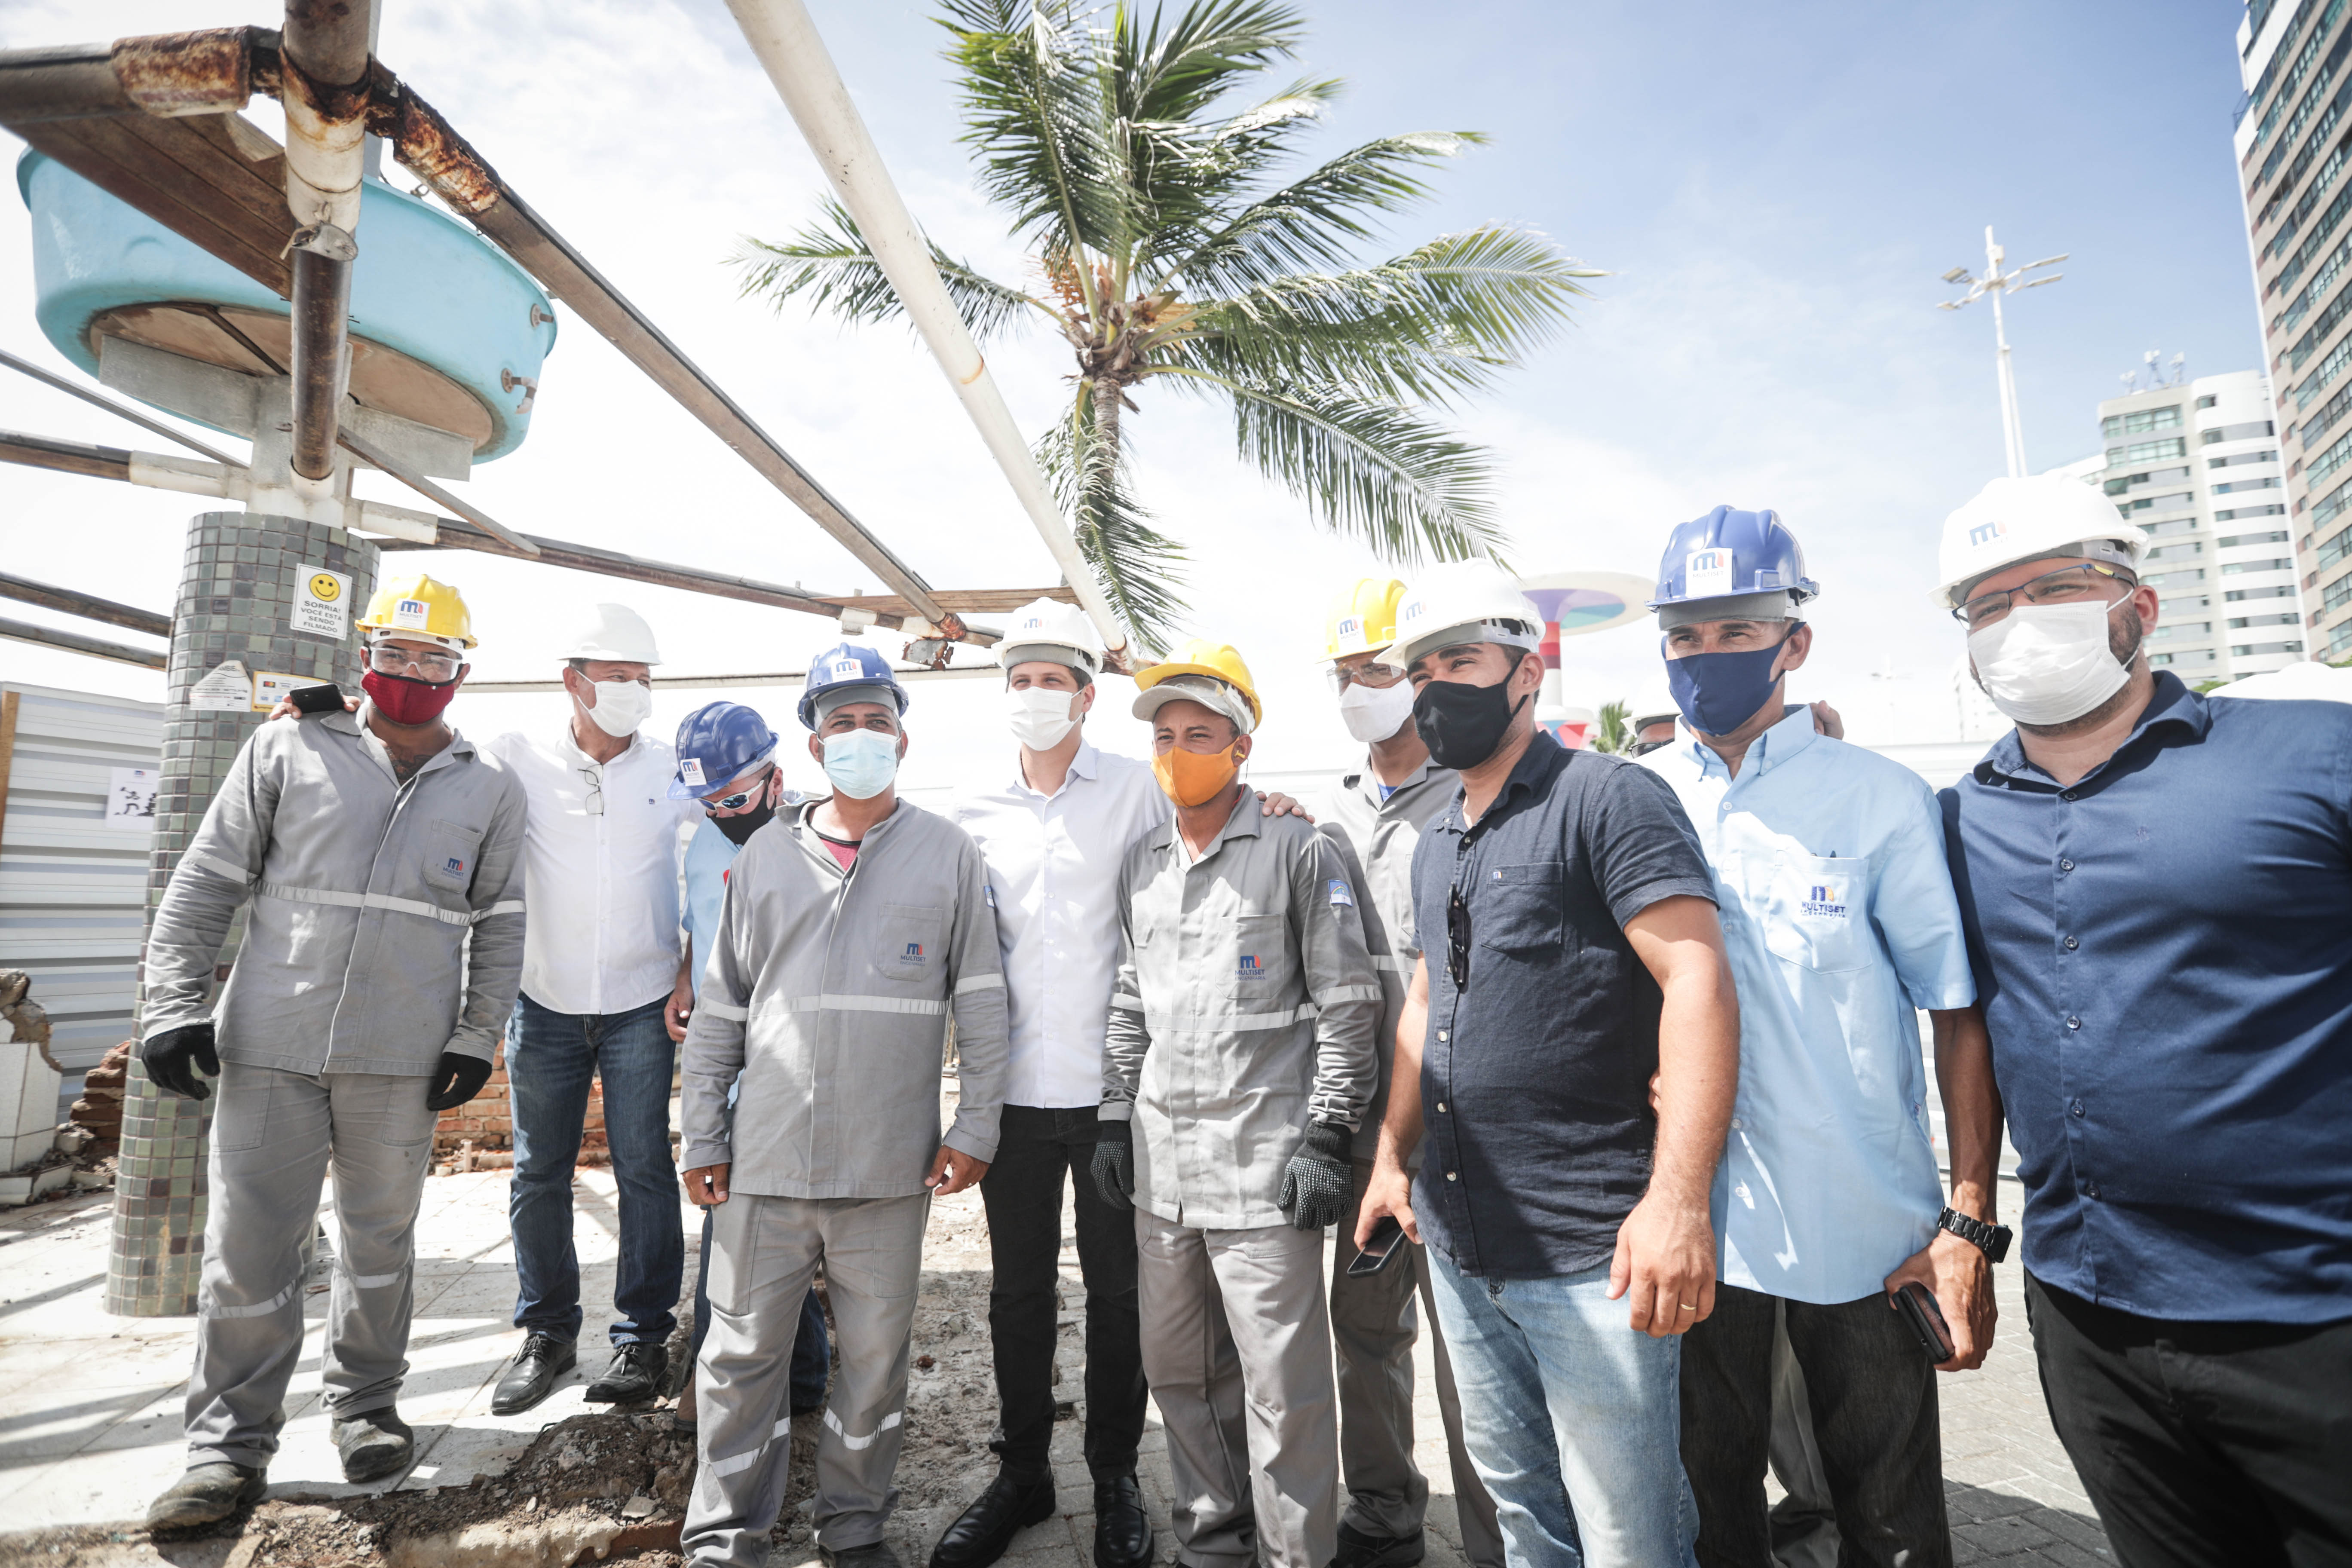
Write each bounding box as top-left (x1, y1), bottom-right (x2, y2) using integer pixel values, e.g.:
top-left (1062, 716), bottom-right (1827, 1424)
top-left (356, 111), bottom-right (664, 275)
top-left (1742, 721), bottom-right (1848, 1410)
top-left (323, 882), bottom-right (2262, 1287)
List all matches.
top-left (712, 795), bottom-right (776, 846)
top-left (1413, 676), bottom-right (1530, 771)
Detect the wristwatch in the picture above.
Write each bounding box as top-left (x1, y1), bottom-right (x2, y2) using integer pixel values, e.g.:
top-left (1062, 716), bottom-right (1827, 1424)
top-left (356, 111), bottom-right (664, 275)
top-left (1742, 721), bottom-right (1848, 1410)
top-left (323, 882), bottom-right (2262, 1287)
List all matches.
top-left (1938, 1206), bottom-right (2013, 1264)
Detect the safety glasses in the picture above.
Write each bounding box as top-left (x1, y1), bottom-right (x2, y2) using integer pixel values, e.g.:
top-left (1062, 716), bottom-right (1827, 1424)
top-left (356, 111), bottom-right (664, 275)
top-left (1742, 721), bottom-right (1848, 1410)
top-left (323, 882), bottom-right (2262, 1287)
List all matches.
top-left (366, 643), bottom-right (462, 681)
top-left (1327, 662), bottom-right (1406, 695)
top-left (1952, 562), bottom-right (2135, 629)
top-left (703, 765), bottom-right (774, 812)
top-left (1447, 883), bottom-right (1471, 989)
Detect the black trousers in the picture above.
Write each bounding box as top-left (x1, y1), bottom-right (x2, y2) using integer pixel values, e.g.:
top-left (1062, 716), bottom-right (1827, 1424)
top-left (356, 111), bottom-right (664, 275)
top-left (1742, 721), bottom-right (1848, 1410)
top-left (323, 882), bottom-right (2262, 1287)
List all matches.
top-left (1680, 1282), bottom-right (1950, 1568)
top-left (2025, 1273), bottom-right (2352, 1568)
top-left (978, 1104), bottom-right (1148, 1482)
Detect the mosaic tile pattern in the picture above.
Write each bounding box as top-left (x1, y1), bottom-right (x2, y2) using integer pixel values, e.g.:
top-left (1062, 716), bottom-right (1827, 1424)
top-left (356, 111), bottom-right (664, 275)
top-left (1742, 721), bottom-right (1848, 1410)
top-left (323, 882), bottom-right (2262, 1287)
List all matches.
top-left (109, 514), bottom-right (379, 1317)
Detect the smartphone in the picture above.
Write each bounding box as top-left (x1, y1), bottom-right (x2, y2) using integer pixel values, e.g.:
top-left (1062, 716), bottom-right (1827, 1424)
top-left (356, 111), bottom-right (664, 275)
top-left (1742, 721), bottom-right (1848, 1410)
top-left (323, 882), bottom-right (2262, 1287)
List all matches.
top-left (1894, 1282), bottom-right (1954, 1362)
top-left (1348, 1216), bottom-right (1406, 1277)
top-left (289, 682), bottom-right (345, 715)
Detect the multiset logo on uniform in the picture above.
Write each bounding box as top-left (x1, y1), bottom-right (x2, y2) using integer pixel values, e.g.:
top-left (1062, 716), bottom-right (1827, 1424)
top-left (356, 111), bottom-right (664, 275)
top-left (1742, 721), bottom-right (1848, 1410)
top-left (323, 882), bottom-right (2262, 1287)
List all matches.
top-left (1237, 954), bottom-right (1261, 975)
top-left (1968, 518), bottom-right (2009, 548)
top-left (903, 942), bottom-right (925, 962)
top-left (1801, 879), bottom-right (1849, 919)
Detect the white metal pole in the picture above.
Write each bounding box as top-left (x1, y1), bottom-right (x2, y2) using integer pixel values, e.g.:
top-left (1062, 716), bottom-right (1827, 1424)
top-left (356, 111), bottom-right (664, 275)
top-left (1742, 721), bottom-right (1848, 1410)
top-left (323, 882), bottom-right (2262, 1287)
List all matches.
top-left (1985, 227), bottom-right (2026, 478)
top-left (723, 0), bottom-right (1133, 657)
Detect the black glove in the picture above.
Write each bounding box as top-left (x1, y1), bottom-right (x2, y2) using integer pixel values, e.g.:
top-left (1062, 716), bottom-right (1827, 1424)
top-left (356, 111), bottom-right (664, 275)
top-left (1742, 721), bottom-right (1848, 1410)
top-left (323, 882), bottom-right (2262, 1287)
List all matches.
top-left (141, 1022), bottom-right (220, 1101)
top-left (424, 1051), bottom-right (493, 1112)
top-left (1278, 1119), bottom-right (1354, 1232)
top-left (1090, 1118), bottom-right (1135, 1211)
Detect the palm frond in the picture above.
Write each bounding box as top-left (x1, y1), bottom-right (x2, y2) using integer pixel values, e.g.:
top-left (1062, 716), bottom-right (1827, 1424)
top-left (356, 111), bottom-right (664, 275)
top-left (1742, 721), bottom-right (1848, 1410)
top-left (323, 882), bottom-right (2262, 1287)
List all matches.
top-left (730, 199), bottom-right (1042, 343)
top-left (1159, 368), bottom-right (1508, 565)
top-left (1169, 132), bottom-right (1479, 293)
top-left (1034, 401), bottom-right (1188, 650)
top-left (1115, 0), bottom-right (1308, 126)
top-left (940, 0), bottom-right (1125, 273)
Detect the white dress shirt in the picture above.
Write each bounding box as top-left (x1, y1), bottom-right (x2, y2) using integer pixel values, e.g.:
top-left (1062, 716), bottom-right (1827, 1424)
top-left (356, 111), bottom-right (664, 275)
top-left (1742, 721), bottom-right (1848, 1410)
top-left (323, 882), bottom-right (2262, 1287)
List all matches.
top-left (948, 738), bottom-right (1171, 1108)
top-left (487, 723), bottom-right (695, 1017)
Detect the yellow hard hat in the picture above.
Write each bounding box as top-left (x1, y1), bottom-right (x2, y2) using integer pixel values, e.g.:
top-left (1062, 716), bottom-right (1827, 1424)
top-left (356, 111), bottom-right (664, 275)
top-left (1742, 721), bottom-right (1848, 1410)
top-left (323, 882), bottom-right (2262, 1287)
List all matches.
top-left (1132, 638), bottom-right (1262, 732)
top-left (356, 573), bottom-right (478, 650)
top-left (1322, 578), bottom-right (1407, 662)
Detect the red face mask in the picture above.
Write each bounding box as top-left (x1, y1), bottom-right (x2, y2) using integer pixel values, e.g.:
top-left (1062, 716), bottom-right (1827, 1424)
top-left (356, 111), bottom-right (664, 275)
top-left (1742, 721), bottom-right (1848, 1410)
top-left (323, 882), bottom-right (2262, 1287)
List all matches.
top-left (362, 668), bottom-right (459, 726)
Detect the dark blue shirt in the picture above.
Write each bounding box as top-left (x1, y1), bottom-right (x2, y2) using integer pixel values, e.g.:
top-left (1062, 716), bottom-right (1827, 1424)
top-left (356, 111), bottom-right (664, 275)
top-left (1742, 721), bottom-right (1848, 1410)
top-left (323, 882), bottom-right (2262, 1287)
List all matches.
top-left (1941, 674), bottom-right (2352, 1324)
top-left (1410, 732), bottom-right (1717, 1278)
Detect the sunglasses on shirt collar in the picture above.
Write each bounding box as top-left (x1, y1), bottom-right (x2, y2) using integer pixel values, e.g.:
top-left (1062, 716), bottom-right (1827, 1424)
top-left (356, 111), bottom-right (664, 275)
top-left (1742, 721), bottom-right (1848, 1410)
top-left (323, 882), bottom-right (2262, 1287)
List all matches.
top-left (1448, 883), bottom-right (1471, 989)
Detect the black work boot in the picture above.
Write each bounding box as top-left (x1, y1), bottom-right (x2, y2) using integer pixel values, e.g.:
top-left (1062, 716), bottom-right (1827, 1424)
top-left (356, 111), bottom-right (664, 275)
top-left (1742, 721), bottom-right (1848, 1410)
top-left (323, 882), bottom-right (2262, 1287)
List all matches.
top-left (491, 1331), bottom-right (578, 1415)
top-left (930, 1469), bottom-right (1056, 1568)
top-left (331, 1407), bottom-right (415, 1483)
top-left (146, 1462), bottom-right (266, 1530)
top-left (1093, 1473), bottom-right (1155, 1568)
top-left (1330, 1522), bottom-right (1427, 1568)
top-left (583, 1341), bottom-right (668, 1404)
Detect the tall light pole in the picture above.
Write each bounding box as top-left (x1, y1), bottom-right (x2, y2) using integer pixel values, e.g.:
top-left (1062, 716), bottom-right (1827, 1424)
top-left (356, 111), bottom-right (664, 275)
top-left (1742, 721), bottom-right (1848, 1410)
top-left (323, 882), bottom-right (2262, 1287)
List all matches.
top-left (1938, 226), bottom-right (2065, 478)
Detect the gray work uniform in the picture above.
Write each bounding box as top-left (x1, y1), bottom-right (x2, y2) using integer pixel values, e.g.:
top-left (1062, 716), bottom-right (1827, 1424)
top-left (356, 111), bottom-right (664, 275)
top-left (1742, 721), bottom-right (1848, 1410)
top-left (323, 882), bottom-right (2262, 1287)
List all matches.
top-left (679, 798), bottom-right (1008, 1568)
top-left (141, 705), bottom-right (527, 1469)
top-left (1320, 763), bottom-right (1503, 1565)
top-left (1102, 807), bottom-right (1379, 1568)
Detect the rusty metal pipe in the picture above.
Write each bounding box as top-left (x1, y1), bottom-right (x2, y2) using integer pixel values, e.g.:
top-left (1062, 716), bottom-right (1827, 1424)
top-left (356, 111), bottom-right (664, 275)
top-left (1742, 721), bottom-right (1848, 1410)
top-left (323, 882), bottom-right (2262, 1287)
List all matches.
top-left (0, 571), bottom-right (172, 638)
top-left (0, 43), bottom-right (132, 121)
top-left (0, 615), bottom-right (167, 670)
top-left (280, 1), bottom-right (370, 89)
top-left (277, 1), bottom-right (368, 489)
top-left (288, 230), bottom-right (352, 480)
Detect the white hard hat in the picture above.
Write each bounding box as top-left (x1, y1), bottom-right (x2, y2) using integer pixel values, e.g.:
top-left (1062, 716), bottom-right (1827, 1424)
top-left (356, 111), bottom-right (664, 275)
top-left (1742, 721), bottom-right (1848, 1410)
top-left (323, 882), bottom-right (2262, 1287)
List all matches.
top-left (1627, 689), bottom-right (1679, 730)
top-left (565, 603), bottom-right (663, 665)
top-left (995, 596), bottom-right (1103, 677)
top-left (1933, 476), bottom-right (2147, 610)
top-left (1378, 560), bottom-right (1544, 671)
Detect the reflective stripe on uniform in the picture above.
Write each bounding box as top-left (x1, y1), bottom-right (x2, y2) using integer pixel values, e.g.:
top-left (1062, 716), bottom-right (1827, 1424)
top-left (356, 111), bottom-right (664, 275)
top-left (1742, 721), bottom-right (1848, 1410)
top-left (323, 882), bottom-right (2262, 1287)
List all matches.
top-left (181, 848), bottom-right (254, 885)
top-left (700, 998), bottom-right (751, 1022)
top-left (342, 1264), bottom-right (406, 1289)
top-left (953, 973), bottom-right (1005, 995)
top-left (1145, 1003), bottom-right (1322, 1034)
top-left (201, 1277), bottom-right (300, 1320)
top-left (1317, 984), bottom-right (1383, 1004)
top-left (824, 1406), bottom-right (904, 1451)
top-left (1370, 954), bottom-right (1409, 972)
top-left (256, 880), bottom-right (505, 928)
top-left (786, 994), bottom-right (947, 1017)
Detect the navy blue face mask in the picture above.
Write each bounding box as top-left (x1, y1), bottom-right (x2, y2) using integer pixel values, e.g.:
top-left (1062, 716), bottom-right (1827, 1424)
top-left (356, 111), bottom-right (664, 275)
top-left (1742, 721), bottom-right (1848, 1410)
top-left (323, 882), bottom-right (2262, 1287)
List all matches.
top-left (1663, 634), bottom-right (1790, 738)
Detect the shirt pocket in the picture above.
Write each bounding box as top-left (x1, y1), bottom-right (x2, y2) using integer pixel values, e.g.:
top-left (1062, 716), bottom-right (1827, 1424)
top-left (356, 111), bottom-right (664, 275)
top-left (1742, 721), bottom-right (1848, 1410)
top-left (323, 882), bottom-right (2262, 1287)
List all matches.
top-left (1762, 852), bottom-right (1868, 973)
top-left (1473, 861), bottom-right (1565, 956)
top-left (423, 819), bottom-right (484, 893)
top-left (876, 903), bottom-right (946, 986)
top-left (1231, 912), bottom-right (1292, 1001)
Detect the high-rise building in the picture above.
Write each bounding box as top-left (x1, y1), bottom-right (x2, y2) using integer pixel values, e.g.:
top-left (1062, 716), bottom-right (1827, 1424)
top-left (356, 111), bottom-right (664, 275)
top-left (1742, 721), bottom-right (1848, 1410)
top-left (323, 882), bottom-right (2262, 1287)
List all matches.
top-left (2236, 1), bottom-right (2352, 662)
top-left (2093, 370), bottom-right (2301, 681)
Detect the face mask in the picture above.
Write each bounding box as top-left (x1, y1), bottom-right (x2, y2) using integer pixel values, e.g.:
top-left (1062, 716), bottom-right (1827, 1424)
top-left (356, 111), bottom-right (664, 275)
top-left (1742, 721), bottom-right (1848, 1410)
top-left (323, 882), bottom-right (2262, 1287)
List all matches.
top-left (1152, 743), bottom-right (1242, 807)
top-left (1008, 686), bottom-right (1081, 750)
top-left (1412, 676), bottom-right (1528, 770)
top-left (577, 678), bottom-right (652, 738)
top-left (821, 728), bottom-right (901, 799)
top-left (361, 668), bottom-right (459, 726)
top-left (1967, 599), bottom-right (2137, 727)
top-left (712, 794), bottom-right (775, 846)
top-left (1664, 636), bottom-right (1789, 738)
top-left (1338, 677), bottom-right (1417, 744)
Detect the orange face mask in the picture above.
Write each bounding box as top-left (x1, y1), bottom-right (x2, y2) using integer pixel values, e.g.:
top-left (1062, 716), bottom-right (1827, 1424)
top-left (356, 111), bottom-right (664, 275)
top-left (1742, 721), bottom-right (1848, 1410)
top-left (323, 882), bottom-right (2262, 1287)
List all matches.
top-left (1152, 742), bottom-right (1242, 807)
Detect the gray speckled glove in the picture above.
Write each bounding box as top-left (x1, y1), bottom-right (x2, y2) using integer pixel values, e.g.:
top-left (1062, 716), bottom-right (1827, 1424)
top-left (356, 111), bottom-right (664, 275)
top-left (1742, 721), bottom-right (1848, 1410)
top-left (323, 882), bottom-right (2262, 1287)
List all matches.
top-left (1278, 1119), bottom-right (1353, 1231)
top-left (1090, 1119), bottom-right (1135, 1211)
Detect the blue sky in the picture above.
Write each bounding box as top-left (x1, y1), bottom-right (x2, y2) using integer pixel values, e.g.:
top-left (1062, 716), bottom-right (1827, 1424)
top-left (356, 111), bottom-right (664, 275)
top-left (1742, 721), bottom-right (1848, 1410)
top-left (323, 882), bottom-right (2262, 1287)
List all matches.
top-left (0, 0), bottom-right (2266, 778)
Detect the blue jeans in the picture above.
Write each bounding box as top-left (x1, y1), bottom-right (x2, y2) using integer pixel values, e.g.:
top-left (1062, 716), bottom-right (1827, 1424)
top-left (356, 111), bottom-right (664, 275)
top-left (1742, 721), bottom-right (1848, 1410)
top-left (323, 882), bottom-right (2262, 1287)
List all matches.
top-left (691, 1207), bottom-right (830, 1412)
top-left (507, 992), bottom-right (683, 1346)
top-left (1427, 1251), bottom-right (1700, 1568)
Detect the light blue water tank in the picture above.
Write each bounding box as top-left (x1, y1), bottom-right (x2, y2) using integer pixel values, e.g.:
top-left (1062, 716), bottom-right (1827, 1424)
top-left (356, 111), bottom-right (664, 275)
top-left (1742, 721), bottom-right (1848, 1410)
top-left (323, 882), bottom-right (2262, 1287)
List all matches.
top-left (18, 148), bottom-right (556, 461)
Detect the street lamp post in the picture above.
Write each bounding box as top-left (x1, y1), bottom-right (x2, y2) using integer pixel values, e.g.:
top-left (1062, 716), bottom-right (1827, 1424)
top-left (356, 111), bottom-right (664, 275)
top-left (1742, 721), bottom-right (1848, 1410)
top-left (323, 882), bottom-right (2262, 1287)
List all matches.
top-left (1938, 226), bottom-right (2066, 478)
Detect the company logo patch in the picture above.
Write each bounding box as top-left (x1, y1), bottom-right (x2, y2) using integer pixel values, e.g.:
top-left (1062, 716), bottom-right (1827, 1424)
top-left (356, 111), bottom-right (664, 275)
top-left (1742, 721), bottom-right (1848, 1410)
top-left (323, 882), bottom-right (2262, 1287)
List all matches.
top-left (830, 658), bottom-right (863, 681)
top-left (903, 941), bottom-right (925, 961)
top-left (680, 757), bottom-right (707, 787)
top-left (392, 596), bottom-right (429, 628)
top-left (984, 883), bottom-right (997, 909)
top-left (1336, 615), bottom-right (1360, 639)
top-left (444, 855), bottom-right (466, 875)
top-left (1801, 879), bottom-right (1849, 919)
top-left (1237, 954), bottom-right (1261, 974)
top-left (1968, 518), bottom-right (2008, 548)
top-left (1685, 548), bottom-right (1735, 598)
top-left (1328, 878), bottom-right (1356, 908)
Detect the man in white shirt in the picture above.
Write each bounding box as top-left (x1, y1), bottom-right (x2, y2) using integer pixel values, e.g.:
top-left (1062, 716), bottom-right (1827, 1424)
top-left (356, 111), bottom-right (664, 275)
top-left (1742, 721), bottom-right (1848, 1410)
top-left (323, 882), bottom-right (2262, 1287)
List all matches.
top-left (487, 604), bottom-right (698, 1414)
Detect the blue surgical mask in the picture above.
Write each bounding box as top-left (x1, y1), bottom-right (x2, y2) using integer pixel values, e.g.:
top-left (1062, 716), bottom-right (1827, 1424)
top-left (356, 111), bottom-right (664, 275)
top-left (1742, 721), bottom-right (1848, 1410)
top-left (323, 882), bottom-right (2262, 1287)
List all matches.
top-left (821, 728), bottom-right (900, 799)
top-left (1664, 636), bottom-right (1788, 737)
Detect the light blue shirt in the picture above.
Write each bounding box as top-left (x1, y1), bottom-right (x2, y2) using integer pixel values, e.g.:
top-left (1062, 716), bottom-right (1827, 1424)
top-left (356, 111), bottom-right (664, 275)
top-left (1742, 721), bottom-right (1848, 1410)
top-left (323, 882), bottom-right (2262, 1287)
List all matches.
top-left (683, 815), bottom-right (740, 1000)
top-left (1642, 707), bottom-right (1975, 1305)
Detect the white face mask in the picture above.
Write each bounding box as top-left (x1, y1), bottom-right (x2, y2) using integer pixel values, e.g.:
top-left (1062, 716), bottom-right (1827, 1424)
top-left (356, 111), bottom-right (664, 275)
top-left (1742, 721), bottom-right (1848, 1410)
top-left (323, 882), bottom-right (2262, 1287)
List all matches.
top-left (1008, 685), bottom-right (1081, 750)
top-left (1338, 676), bottom-right (1417, 744)
top-left (1966, 599), bottom-right (2137, 727)
top-left (578, 678), bottom-right (652, 738)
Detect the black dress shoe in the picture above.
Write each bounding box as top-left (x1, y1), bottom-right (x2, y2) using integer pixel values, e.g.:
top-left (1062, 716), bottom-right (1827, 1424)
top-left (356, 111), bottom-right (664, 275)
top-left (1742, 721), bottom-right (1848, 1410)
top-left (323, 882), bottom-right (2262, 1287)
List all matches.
top-left (491, 1332), bottom-right (577, 1415)
top-left (928, 1470), bottom-right (1056, 1568)
top-left (331, 1407), bottom-right (415, 1483)
top-left (584, 1342), bottom-right (668, 1404)
top-left (1329, 1522), bottom-right (1426, 1568)
top-left (1093, 1473), bottom-right (1155, 1568)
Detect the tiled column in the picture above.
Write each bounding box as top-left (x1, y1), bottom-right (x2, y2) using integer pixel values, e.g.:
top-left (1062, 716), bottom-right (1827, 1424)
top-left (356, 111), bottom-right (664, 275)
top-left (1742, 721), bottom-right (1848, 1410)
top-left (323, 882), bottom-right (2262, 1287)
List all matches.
top-left (107, 513), bottom-right (378, 1317)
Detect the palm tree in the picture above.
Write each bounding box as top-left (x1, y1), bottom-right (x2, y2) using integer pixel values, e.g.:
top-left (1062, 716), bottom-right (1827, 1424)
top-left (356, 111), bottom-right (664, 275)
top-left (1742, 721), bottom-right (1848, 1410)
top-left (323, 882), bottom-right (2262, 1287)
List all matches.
top-left (1592, 698), bottom-right (1632, 755)
top-left (733, 0), bottom-right (1601, 649)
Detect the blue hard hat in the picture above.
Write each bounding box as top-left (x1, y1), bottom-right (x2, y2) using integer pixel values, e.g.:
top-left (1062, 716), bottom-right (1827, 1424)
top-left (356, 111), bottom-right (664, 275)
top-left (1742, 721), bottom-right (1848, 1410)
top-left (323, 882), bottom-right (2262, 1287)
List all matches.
top-left (1648, 506), bottom-right (1819, 611)
top-left (798, 642), bottom-right (910, 730)
top-left (670, 702), bottom-right (779, 800)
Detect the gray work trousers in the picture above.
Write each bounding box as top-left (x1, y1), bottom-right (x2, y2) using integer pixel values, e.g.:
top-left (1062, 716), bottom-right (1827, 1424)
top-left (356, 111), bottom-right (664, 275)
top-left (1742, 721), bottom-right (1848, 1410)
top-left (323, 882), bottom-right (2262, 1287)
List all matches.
top-left (686, 1191), bottom-right (927, 1568)
top-left (1767, 1304), bottom-right (1838, 1568)
top-left (1332, 1160), bottom-right (1507, 1567)
top-left (184, 1063), bottom-right (438, 1469)
top-left (1137, 1211), bottom-right (1338, 1568)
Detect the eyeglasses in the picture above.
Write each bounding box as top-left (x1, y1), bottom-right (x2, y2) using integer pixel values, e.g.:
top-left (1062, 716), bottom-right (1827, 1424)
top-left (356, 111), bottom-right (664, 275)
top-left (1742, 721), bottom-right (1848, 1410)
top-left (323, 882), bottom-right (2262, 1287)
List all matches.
top-left (1447, 884), bottom-right (1471, 989)
top-left (367, 643), bottom-right (462, 681)
top-left (703, 765), bottom-right (773, 813)
top-left (1953, 563), bottom-right (2135, 630)
top-left (1328, 662), bottom-right (1405, 694)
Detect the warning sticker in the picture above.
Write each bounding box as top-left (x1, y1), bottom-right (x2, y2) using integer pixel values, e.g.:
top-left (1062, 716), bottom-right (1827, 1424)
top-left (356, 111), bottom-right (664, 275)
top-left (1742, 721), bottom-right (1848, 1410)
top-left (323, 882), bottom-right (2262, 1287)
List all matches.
top-left (190, 660), bottom-right (252, 712)
top-left (293, 569), bottom-right (352, 639)
top-left (251, 670), bottom-right (308, 712)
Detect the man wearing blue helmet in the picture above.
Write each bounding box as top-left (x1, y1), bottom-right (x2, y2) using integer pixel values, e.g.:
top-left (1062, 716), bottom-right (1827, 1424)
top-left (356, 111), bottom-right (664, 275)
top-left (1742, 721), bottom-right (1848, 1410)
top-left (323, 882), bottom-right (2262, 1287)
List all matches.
top-left (1639, 508), bottom-right (1999, 1568)
top-left (664, 702), bottom-right (825, 1439)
